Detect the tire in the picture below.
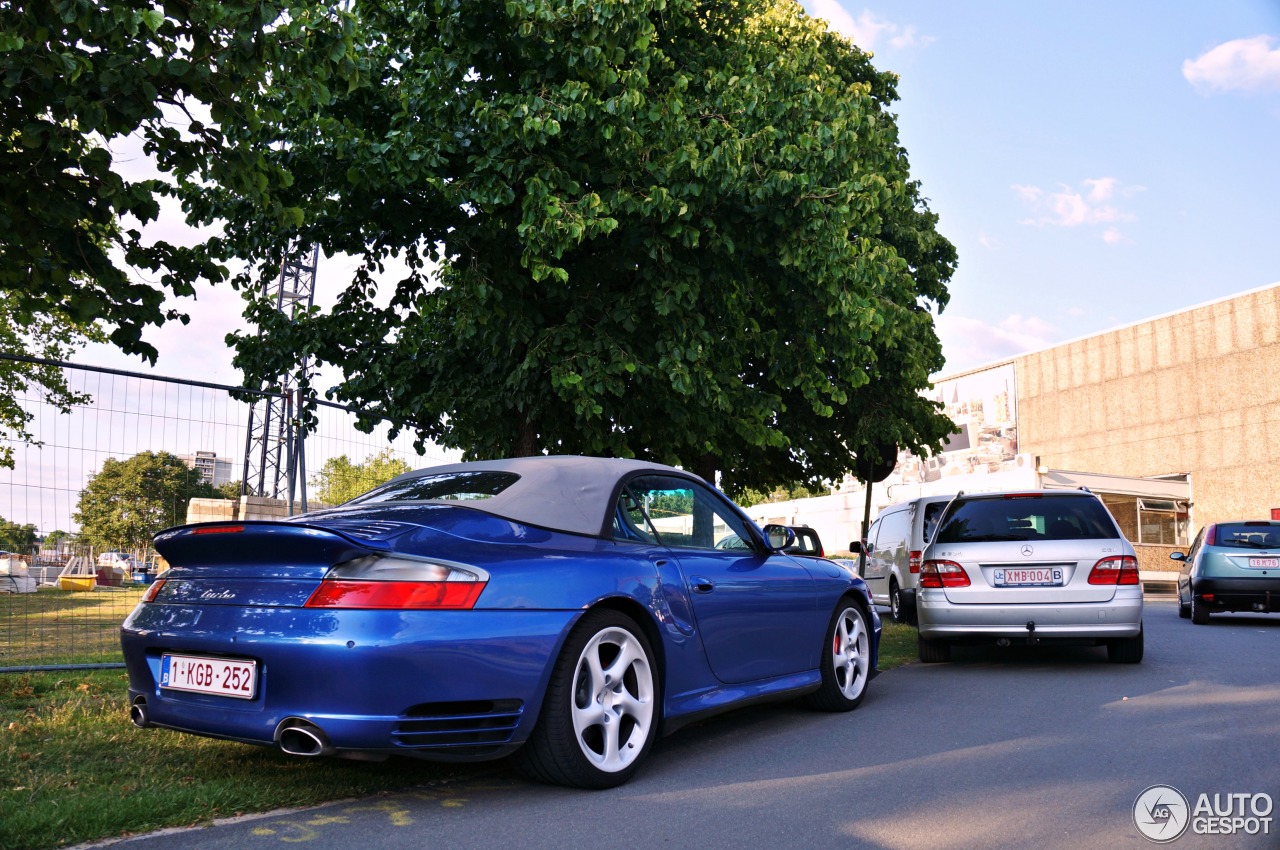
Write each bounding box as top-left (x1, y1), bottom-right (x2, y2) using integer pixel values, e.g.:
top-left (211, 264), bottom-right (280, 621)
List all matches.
top-left (517, 609), bottom-right (659, 789)
top-left (1191, 592), bottom-right (1210, 625)
top-left (889, 579), bottom-right (905, 624)
top-left (917, 633), bottom-right (951, 663)
top-left (804, 599), bottom-right (871, 711)
top-left (1107, 626), bottom-right (1144, 664)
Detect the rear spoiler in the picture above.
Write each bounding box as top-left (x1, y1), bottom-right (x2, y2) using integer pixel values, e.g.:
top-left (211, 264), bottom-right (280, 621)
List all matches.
top-left (153, 521), bottom-right (390, 570)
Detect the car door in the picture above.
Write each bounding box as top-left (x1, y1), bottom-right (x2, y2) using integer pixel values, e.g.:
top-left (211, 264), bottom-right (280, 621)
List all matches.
top-left (624, 474), bottom-right (823, 685)
top-left (1178, 526), bottom-right (1205, 601)
top-left (876, 508), bottom-right (912, 598)
top-left (862, 516), bottom-right (888, 603)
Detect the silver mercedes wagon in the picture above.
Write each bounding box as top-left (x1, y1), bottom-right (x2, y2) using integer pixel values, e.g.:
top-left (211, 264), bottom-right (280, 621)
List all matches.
top-left (916, 489), bottom-right (1144, 664)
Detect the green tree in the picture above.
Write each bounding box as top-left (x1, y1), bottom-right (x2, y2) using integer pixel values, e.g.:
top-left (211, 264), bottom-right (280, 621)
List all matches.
top-left (310, 449), bottom-right (412, 506)
top-left (43, 529), bottom-right (71, 554)
top-left (214, 0), bottom-right (956, 492)
top-left (0, 516), bottom-right (38, 553)
top-left (1, 291), bottom-right (106, 469)
top-left (0, 1), bottom-right (358, 361)
top-left (74, 451), bottom-right (215, 552)
top-left (737, 484), bottom-right (826, 509)
top-left (216, 480), bottom-right (243, 501)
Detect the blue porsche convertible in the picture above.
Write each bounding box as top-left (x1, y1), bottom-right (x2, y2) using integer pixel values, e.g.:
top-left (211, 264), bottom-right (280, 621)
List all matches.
top-left (122, 456), bottom-right (880, 788)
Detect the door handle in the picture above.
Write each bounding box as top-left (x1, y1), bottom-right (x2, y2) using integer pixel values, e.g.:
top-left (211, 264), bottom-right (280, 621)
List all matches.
top-left (690, 575), bottom-right (715, 593)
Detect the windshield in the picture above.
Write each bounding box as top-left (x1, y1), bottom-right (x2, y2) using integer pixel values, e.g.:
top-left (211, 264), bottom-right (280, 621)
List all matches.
top-left (934, 494), bottom-right (1120, 543)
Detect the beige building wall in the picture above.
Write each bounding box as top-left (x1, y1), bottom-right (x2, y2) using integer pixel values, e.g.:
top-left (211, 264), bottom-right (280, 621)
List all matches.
top-left (1014, 284), bottom-right (1280, 529)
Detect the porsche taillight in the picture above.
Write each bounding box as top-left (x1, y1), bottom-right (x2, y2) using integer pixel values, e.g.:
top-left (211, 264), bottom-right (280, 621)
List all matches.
top-left (1087, 555), bottom-right (1139, 585)
top-left (919, 560), bottom-right (970, 588)
top-left (142, 579), bottom-right (166, 603)
top-left (304, 556), bottom-right (489, 610)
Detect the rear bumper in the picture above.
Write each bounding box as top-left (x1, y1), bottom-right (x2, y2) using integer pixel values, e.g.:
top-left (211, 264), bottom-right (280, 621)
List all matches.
top-left (916, 588), bottom-right (1143, 640)
top-left (1190, 576), bottom-right (1280, 613)
top-left (121, 604), bottom-right (577, 760)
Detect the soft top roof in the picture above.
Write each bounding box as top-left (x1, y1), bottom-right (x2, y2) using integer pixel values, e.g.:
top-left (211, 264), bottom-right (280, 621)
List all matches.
top-left (371, 455), bottom-right (698, 537)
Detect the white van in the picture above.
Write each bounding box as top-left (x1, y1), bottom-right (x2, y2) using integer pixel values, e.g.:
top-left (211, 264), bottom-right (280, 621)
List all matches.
top-left (853, 495), bottom-right (956, 623)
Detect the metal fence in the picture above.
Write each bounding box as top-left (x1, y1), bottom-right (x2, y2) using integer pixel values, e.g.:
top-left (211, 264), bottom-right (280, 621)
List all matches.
top-left (0, 355), bottom-right (455, 671)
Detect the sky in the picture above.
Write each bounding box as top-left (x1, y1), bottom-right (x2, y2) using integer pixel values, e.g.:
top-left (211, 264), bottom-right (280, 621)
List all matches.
top-left (80, 1), bottom-right (1280, 383)
top-left (802, 0), bottom-right (1280, 372)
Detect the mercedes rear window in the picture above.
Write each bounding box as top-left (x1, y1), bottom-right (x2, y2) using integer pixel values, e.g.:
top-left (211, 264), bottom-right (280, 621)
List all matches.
top-left (934, 495), bottom-right (1120, 543)
top-left (344, 471), bottom-right (520, 505)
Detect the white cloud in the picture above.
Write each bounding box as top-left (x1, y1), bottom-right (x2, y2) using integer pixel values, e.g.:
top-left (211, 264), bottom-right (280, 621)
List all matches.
top-left (889, 24), bottom-right (932, 50)
top-left (1013, 177), bottom-right (1142, 243)
top-left (800, 3), bottom-right (933, 52)
top-left (1184, 35), bottom-right (1280, 95)
top-left (935, 313), bottom-right (1061, 373)
top-left (977, 232), bottom-right (1000, 250)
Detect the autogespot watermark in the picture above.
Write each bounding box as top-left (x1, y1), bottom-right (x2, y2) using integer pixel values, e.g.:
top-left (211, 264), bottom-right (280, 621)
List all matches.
top-left (1133, 785), bottom-right (1274, 843)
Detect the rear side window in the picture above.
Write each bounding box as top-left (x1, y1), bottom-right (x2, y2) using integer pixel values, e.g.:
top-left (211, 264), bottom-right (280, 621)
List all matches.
top-left (935, 495), bottom-right (1120, 543)
top-left (921, 502), bottom-right (947, 544)
top-left (788, 528), bottom-right (822, 555)
top-left (346, 471), bottom-right (519, 505)
top-left (1213, 523), bottom-right (1280, 549)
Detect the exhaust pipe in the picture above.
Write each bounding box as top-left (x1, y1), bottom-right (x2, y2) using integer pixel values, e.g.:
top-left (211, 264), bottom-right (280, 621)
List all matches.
top-left (130, 698), bottom-right (150, 728)
top-left (276, 719), bottom-right (334, 757)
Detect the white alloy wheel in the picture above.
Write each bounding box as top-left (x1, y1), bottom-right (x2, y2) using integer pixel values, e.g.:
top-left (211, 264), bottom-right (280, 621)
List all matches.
top-left (806, 601), bottom-right (871, 710)
top-left (831, 605), bottom-right (870, 701)
top-left (569, 625), bottom-right (656, 773)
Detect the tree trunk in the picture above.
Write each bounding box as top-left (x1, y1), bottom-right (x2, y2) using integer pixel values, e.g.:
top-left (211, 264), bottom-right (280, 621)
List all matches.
top-left (514, 418), bottom-right (539, 457)
top-left (694, 453), bottom-right (718, 487)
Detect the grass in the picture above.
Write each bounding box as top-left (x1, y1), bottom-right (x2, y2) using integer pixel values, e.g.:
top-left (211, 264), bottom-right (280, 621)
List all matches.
top-left (1, 587), bottom-right (146, 668)
top-left (876, 618), bottom-right (917, 670)
top-left (0, 614), bottom-right (921, 850)
top-left (0, 669), bottom-right (474, 850)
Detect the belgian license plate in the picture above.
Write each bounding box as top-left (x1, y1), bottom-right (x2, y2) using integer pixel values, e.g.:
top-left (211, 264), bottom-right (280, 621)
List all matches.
top-left (1248, 558), bottom-right (1279, 568)
top-left (996, 568), bottom-right (1062, 587)
top-left (160, 654), bottom-right (257, 699)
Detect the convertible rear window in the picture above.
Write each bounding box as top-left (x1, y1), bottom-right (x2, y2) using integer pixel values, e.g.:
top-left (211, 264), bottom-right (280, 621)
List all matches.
top-left (934, 495), bottom-right (1120, 543)
top-left (1214, 523), bottom-right (1280, 549)
top-left (344, 471), bottom-right (520, 505)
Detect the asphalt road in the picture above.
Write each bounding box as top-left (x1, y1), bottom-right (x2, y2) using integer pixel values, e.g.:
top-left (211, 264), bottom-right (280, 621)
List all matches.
top-left (95, 600), bottom-right (1280, 850)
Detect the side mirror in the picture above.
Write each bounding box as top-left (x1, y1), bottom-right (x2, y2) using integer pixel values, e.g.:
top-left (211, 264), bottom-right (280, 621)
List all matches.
top-left (763, 524), bottom-right (796, 552)
top-left (1170, 552), bottom-right (1186, 562)
top-left (848, 541), bottom-right (864, 555)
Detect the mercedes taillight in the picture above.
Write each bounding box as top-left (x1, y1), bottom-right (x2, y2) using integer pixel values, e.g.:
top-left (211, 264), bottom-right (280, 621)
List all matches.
top-left (920, 560), bottom-right (971, 588)
top-left (1087, 555), bottom-right (1139, 585)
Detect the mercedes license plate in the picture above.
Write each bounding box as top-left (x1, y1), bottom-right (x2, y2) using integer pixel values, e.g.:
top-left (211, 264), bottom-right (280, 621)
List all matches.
top-left (995, 568), bottom-right (1062, 587)
top-left (160, 654), bottom-right (257, 699)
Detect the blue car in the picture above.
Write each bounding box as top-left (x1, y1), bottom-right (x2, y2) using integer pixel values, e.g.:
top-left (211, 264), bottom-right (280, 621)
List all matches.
top-left (1174, 519), bottom-right (1280, 624)
top-left (122, 456), bottom-right (880, 788)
